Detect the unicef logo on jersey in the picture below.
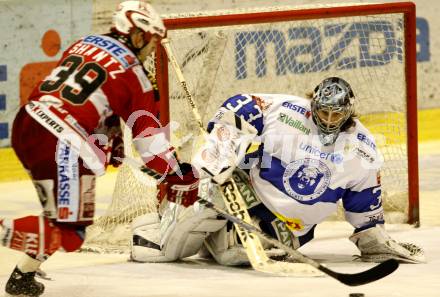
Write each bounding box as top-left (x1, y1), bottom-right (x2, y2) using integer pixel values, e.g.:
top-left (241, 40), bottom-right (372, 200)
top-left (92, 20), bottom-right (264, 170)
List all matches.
top-left (282, 158), bottom-right (331, 201)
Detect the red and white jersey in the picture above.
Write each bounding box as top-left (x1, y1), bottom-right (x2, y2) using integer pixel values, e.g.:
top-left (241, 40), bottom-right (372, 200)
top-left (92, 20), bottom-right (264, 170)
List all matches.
top-left (25, 34), bottom-right (176, 175)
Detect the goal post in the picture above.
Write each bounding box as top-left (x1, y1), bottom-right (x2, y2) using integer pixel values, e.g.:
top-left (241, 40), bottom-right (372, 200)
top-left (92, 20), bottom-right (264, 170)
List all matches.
top-left (156, 2), bottom-right (419, 225)
top-left (83, 1), bottom-right (419, 253)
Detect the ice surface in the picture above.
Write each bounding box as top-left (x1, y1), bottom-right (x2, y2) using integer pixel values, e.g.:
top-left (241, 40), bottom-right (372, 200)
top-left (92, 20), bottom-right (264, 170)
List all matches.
top-left (1, 224), bottom-right (439, 297)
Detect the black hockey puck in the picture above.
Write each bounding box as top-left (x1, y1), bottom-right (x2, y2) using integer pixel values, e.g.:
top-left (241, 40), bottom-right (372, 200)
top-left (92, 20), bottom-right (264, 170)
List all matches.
top-left (349, 294), bottom-right (365, 297)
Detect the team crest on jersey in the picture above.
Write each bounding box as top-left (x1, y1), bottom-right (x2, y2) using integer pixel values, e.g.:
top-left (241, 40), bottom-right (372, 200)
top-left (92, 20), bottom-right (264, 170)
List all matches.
top-left (282, 158), bottom-right (331, 201)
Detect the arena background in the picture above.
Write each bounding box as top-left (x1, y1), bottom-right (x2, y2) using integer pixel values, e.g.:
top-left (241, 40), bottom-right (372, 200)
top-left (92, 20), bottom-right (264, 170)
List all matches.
top-left (0, 0), bottom-right (438, 181)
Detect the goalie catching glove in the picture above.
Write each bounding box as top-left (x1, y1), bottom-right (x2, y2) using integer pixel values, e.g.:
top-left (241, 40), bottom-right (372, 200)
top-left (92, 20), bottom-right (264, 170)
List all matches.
top-left (350, 225), bottom-right (426, 264)
top-left (157, 163), bottom-right (200, 207)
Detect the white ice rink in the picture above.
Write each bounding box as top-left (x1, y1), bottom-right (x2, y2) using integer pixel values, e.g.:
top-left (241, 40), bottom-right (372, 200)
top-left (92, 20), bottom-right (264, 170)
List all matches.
top-left (1, 141), bottom-right (439, 297)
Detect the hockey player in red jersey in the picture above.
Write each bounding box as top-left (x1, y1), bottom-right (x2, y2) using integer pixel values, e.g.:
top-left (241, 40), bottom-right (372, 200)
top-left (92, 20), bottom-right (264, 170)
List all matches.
top-left (0, 1), bottom-right (198, 296)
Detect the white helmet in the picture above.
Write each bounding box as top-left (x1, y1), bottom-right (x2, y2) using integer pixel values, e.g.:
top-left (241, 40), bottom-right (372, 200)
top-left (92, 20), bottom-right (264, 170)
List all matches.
top-left (112, 1), bottom-right (166, 42)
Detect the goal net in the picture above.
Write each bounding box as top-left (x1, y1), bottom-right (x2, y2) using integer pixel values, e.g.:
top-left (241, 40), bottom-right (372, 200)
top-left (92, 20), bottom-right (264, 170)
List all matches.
top-left (83, 2), bottom-right (419, 252)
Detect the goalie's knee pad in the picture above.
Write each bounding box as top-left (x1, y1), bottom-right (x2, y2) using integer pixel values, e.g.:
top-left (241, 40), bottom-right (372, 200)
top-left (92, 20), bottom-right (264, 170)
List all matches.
top-left (130, 202), bottom-right (226, 263)
top-left (202, 217), bottom-right (298, 266)
top-left (202, 222), bottom-right (251, 266)
top-left (131, 212), bottom-right (167, 262)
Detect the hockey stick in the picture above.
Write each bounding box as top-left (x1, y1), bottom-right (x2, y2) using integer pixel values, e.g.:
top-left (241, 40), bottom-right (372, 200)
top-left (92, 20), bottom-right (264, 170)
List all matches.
top-left (198, 197), bottom-right (400, 286)
top-left (161, 38), bottom-right (205, 134)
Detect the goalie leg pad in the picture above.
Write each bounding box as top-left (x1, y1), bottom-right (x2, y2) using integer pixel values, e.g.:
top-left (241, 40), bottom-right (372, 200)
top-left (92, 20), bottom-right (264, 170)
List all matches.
top-left (202, 218), bottom-right (296, 266)
top-left (203, 223), bottom-right (250, 266)
top-left (131, 212), bottom-right (168, 262)
top-left (350, 225), bottom-right (426, 263)
top-left (201, 169), bottom-right (301, 266)
top-left (131, 203), bottom-right (227, 263)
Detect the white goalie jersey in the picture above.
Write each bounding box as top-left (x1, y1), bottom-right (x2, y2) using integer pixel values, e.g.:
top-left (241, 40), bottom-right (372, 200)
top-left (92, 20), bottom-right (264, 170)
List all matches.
top-left (194, 93), bottom-right (384, 237)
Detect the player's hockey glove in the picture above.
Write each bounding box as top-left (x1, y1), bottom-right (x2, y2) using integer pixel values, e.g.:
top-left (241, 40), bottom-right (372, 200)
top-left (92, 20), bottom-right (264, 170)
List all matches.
top-left (95, 115), bottom-right (125, 168)
top-left (349, 225), bottom-right (426, 263)
top-left (157, 163), bottom-right (199, 207)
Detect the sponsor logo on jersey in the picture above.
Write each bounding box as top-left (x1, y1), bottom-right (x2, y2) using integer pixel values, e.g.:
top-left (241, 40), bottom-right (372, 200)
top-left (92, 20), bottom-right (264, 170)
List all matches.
top-left (274, 213), bottom-right (304, 232)
top-left (82, 35), bottom-right (137, 69)
top-left (344, 142), bottom-right (375, 163)
top-left (214, 109), bottom-right (226, 121)
top-left (367, 211), bottom-right (384, 223)
top-left (9, 231), bottom-right (39, 257)
top-left (27, 101), bottom-right (64, 134)
top-left (357, 133), bottom-right (376, 150)
top-left (298, 142), bottom-right (343, 164)
top-left (277, 113), bottom-right (310, 134)
top-left (354, 147), bottom-right (375, 163)
top-left (282, 158), bottom-right (331, 201)
top-left (57, 142), bottom-right (79, 221)
top-left (281, 102), bottom-right (311, 118)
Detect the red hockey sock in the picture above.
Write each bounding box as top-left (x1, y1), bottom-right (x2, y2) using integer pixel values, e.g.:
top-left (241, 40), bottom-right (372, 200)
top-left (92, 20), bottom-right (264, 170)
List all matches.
top-left (1, 216), bottom-right (61, 260)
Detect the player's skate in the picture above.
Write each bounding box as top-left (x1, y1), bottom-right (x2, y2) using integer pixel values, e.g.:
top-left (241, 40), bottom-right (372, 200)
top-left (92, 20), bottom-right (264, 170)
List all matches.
top-left (5, 266), bottom-right (45, 297)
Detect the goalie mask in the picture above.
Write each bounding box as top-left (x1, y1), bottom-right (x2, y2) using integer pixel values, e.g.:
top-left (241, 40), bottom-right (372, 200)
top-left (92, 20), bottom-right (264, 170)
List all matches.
top-left (311, 77), bottom-right (355, 146)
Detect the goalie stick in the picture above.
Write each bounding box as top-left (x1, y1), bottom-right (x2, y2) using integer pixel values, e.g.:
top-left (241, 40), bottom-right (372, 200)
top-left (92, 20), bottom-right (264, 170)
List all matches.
top-left (198, 197), bottom-right (400, 286)
top-left (160, 38), bottom-right (324, 277)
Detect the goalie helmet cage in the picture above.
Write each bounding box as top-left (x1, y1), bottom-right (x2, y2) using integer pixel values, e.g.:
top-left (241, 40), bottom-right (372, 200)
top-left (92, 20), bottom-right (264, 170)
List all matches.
top-left (83, 1), bottom-right (418, 252)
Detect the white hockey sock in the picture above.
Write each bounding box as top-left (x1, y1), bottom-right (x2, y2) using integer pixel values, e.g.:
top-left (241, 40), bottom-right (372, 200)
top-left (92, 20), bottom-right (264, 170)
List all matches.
top-left (17, 254), bottom-right (42, 273)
